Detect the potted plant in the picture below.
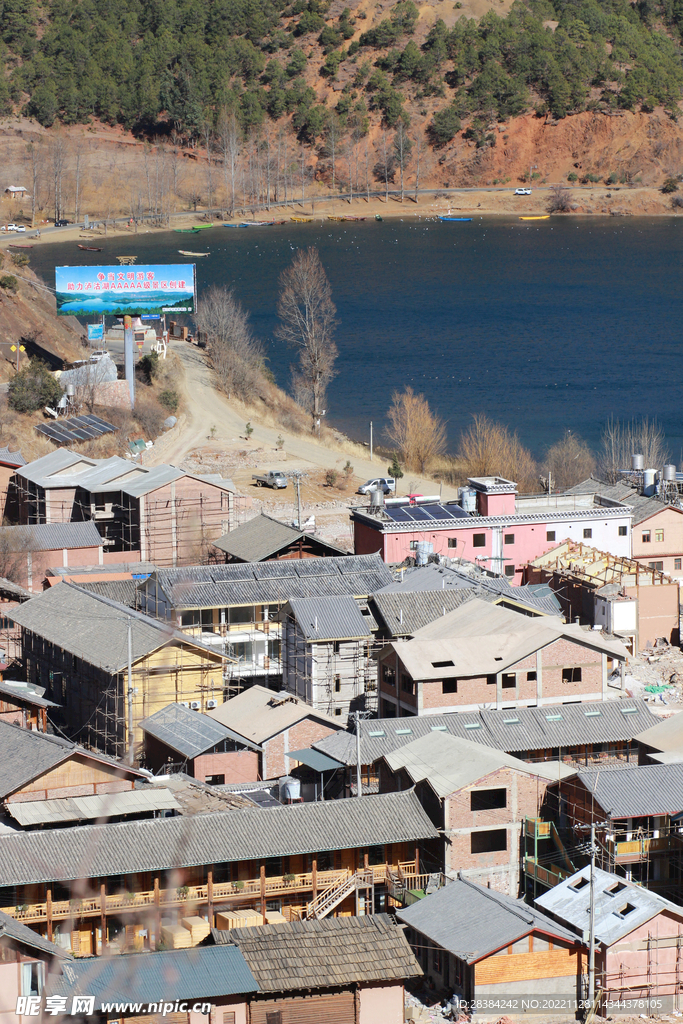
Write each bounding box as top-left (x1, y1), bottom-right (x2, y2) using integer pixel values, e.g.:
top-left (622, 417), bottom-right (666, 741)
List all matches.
top-left (283, 872), bottom-right (296, 886)
top-left (176, 885), bottom-right (189, 899)
top-left (232, 880), bottom-right (244, 891)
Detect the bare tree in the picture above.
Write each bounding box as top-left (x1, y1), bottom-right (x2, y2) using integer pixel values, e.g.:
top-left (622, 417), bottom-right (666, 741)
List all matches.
top-left (0, 526), bottom-right (37, 585)
top-left (458, 414), bottom-right (537, 492)
top-left (394, 123), bottom-right (412, 203)
top-left (547, 184), bottom-right (573, 214)
top-left (413, 130), bottom-right (424, 201)
top-left (72, 139), bottom-right (87, 224)
top-left (194, 285), bottom-right (264, 401)
top-left (25, 142), bottom-right (41, 228)
top-left (218, 112), bottom-right (240, 215)
top-left (326, 114), bottom-right (341, 194)
top-left (385, 386), bottom-right (447, 473)
top-left (275, 247), bottom-right (338, 430)
top-left (543, 431), bottom-right (596, 491)
top-left (49, 134), bottom-right (67, 223)
top-left (598, 417), bottom-right (670, 483)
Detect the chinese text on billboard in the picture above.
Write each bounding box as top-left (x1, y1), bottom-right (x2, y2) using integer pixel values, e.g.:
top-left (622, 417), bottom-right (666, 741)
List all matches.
top-left (55, 265), bottom-right (196, 316)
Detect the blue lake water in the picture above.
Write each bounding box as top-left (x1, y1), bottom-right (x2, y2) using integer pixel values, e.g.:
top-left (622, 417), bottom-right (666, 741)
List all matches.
top-left (28, 216), bottom-right (683, 458)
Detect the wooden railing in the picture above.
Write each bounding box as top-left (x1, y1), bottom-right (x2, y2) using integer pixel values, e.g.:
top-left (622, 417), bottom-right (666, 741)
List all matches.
top-left (3, 863), bottom-right (414, 925)
top-left (607, 834), bottom-right (683, 860)
top-left (524, 857), bottom-right (571, 888)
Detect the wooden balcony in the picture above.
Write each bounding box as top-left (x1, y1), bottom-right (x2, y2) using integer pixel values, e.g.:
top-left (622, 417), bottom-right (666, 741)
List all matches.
top-left (606, 834), bottom-right (683, 862)
top-left (3, 862), bottom-right (415, 926)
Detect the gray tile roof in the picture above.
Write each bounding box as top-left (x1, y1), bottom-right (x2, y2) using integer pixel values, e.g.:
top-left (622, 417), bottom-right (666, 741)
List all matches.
top-left (0, 789), bottom-right (438, 885)
top-left (397, 877), bottom-right (579, 961)
top-left (10, 583), bottom-right (227, 674)
top-left (635, 712), bottom-right (683, 752)
top-left (47, 946), bottom-right (257, 1006)
top-left (285, 595), bottom-right (373, 641)
top-left (47, 562), bottom-right (156, 579)
top-left (371, 589), bottom-right (499, 637)
top-left (314, 699), bottom-right (655, 767)
top-left (565, 478), bottom-right (678, 526)
top-left (140, 703), bottom-right (260, 759)
top-left (0, 521), bottom-right (102, 552)
top-left (146, 554), bottom-right (394, 610)
top-left (577, 762), bottom-right (683, 818)
top-left (0, 679), bottom-right (59, 709)
top-left (535, 865), bottom-right (683, 945)
top-left (213, 513), bottom-right (348, 561)
top-left (218, 914), bottom-right (422, 990)
top-left (78, 579), bottom-right (139, 607)
top-left (0, 576), bottom-right (31, 600)
top-left (0, 909), bottom-right (71, 959)
top-left (0, 445), bottom-right (26, 467)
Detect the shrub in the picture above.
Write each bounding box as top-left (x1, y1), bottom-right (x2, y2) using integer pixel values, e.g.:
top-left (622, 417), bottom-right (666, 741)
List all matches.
top-left (325, 468), bottom-right (338, 487)
top-left (245, 421), bottom-right (254, 437)
top-left (547, 184), bottom-right (573, 213)
top-left (0, 275), bottom-right (18, 292)
top-left (430, 105), bottom-right (461, 145)
top-left (671, 194), bottom-right (683, 208)
top-left (662, 177), bottom-right (679, 194)
top-left (10, 254), bottom-right (29, 268)
top-left (132, 392), bottom-right (166, 438)
top-left (138, 351), bottom-right (159, 383)
top-left (158, 389), bottom-right (179, 412)
top-left (8, 359), bottom-right (62, 413)
top-left (567, 171), bottom-right (578, 182)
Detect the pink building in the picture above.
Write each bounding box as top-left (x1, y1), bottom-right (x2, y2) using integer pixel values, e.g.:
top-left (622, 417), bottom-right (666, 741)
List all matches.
top-left (0, 909), bottom-right (69, 1024)
top-left (352, 477), bottom-right (632, 581)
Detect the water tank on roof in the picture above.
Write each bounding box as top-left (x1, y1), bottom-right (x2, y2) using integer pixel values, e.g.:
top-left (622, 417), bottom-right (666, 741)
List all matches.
top-left (415, 541), bottom-right (434, 567)
top-left (643, 468), bottom-right (657, 496)
top-left (370, 488), bottom-right (384, 508)
top-left (279, 776), bottom-right (301, 803)
top-left (632, 453), bottom-right (644, 471)
top-left (459, 487), bottom-right (477, 513)
top-left (663, 464), bottom-right (677, 482)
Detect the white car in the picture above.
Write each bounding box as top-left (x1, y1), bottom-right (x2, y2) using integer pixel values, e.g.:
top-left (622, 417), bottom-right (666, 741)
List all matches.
top-left (6, 224), bottom-right (18, 232)
top-left (357, 477), bottom-right (396, 495)
top-left (13, 225), bottom-right (26, 232)
top-left (514, 188), bottom-right (532, 196)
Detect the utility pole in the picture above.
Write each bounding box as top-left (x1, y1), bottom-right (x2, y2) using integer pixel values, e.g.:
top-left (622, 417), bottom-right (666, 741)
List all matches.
top-left (127, 617), bottom-right (134, 765)
top-left (354, 710), bottom-right (362, 797)
top-left (370, 422), bottom-right (373, 462)
top-left (588, 821), bottom-right (596, 1008)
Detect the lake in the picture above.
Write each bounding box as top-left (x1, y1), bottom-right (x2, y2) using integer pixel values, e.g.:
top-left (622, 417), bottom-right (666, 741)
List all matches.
top-left (28, 216), bottom-right (683, 459)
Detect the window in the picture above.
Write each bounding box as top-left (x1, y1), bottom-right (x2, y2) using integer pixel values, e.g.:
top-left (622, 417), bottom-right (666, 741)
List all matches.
top-left (448, 537), bottom-right (457, 548)
top-left (332, 641), bottom-right (341, 654)
top-left (432, 946), bottom-right (442, 972)
top-left (642, 530), bottom-right (651, 543)
top-left (471, 788), bottom-right (507, 811)
top-left (21, 963), bottom-right (45, 997)
top-left (504, 533), bottom-right (515, 545)
top-left (655, 530), bottom-right (664, 543)
top-left (616, 903), bottom-right (636, 918)
top-left (473, 533), bottom-right (486, 548)
top-left (527, 670), bottom-right (537, 681)
top-left (471, 828), bottom-right (507, 854)
top-left (562, 667), bottom-right (582, 683)
top-left (571, 876), bottom-right (589, 891)
top-left (401, 674), bottom-right (414, 694)
top-left (676, 559), bottom-right (682, 571)
top-left (546, 531), bottom-right (556, 542)
top-left (264, 857), bottom-right (282, 877)
top-left (223, 1014), bottom-right (236, 1024)
top-left (583, 528), bottom-right (592, 539)
top-left (368, 844), bottom-right (385, 865)
top-left (205, 774), bottom-right (225, 786)
top-left (442, 679), bottom-right (457, 694)
top-left (648, 561), bottom-right (664, 571)
top-left (504, 565), bottom-right (515, 577)
top-left (334, 675), bottom-right (341, 693)
top-left (382, 664), bottom-right (396, 687)
top-left (409, 541), bottom-right (418, 551)
top-left (502, 673), bottom-right (516, 688)
top-left (432, 660), bottom-right (454, 668)
top-left (605, 881), bottom-right (627, 896)
top-left (618, 525), bottom-right (627, 536)
top-left (487, 674), bottom-right (497, 685)
top-left (334, 708), bottom-right (342, 716)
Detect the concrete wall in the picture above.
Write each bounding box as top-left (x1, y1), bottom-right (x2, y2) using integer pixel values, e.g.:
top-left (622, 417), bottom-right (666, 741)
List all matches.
top-left (624, 580), bottom-right (680, 647)
top-left (603, 909), bottom-right (683, 1011)
top-left (359, 983), bottom-right (404, 1024)
top-left (632, 507), bottom-right (683, 578)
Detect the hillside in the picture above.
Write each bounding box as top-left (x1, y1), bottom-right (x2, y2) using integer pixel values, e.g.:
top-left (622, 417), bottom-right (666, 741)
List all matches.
top-left (2, 0), bottom-right (683, 195)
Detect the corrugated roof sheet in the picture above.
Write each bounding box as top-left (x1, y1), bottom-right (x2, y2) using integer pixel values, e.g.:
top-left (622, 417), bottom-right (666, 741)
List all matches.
top-left (286, 595), bottom-right (373, 641)
top-left (0, 908), bottom-right (71, 959)
top-left (144, 554), bottom-right (393, 610)
top-left (287, 747), bottom-right (344, 772)
top-left (10, 583), bottom-right (228, 673)
top-left (577, 762), bottom-right (683, 818)
top-left (47, 945), bottom-right (258, 1005)
top-left (0, 789), bottom-right (438, 885)
top-left (8, 787), bottom-right (180, 827)
top-left (0, 521), bottom-right (102, 552)
top-left (634, 711), bottom-right (683, 752)
top-left (535, 865), bottom-right (683, 945)
top-left (0, 445), bottom-right (26, 467)
top-left (140, 702), bottom-right (260, 758)
top-left (371, 589), bottom-right (499, 636)
top-left (214, 513), bottom-right (347, 561)
top-left (397, 877), bottom-right (579, 962)
top-left (0, 680), bottom-right (58, 708)
top-left (314, 699), bottom-right (655, 767)
top-left (220, 914), bottom-right (422, 990)
top-left (47, 561), bottom-right (156, 579)
top-left (207, 685), bottom-right (340, 744)
top-left (78, 579), bottom-right (139, 606)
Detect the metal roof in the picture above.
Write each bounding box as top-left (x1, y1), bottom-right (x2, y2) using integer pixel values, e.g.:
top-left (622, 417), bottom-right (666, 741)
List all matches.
top-left (8, 787), bottom-right (180, 827)
top-left (353, 502), bottom-right (630, 533)
top-left (634, 711), bottom-right (683, 752)
top-left (0, 446), bottom-right (25, 467)
top-left (397, 876), bottom-right (579, 962)
top-left (221, 914), bottom-right (422, 991)
top-left (314, 699), bottom-right (655, 767)
top-left (36, 415), bottom-right (117, 446)
top-left (140, 702), bottom-right (260, 758)
top-left (207, 685), bottom-right (340, 744)
top-left (285, 595), bottom-right (373, 641)
top-left (385, 731), bottom-right (575, 798)
top-left (535, 865), bottom-right (683, 945)
top-left (0, 679), bottom-right (58, 708)
top-left (47, 561), bottom-right (156, 579)
top-left (213, 513), bottom-right (348, 561)
top-left (10, 583), bottom-right (229, 674)
top-left (0, 908), bottom-right (71, 959)
top-left (576, 762), bottom-right (683, 818)
top-left (143, 554), bottom-right (394, 610)
top-left (0, 789), bottom-right (438, 886)
top-left (287, 747), bottom-right (345, 772)
top-left (0, 521), bottom-right (102, 552)
top-left (47, 945), bottom-right (258, 1006)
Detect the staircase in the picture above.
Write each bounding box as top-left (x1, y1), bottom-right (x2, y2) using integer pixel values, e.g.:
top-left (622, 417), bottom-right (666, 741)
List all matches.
top-left (305, 870), bottom-right (371, 920)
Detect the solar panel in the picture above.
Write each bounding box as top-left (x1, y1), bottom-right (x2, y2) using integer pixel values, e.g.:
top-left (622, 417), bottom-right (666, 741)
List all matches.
top-left (385, 508), bottom-right (413, 522)
top-left (36, 415), bottom-right (118, 445)
top-left (406, 506), bottom-right (431, 521)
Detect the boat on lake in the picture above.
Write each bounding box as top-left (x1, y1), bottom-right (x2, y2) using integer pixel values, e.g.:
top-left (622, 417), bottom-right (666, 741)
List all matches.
top-left (291, 216), bottom-right (312, 223)
top-left (439, 216), bottom-right (472, 222)
top-left (77, 244), bottom-right (102, 251)
top-left (178, 250), bottom-right (209, 257)
top-left (520, 215), bottom-right (550, 221)
top-left (175, 228), bottom-right (200, 233)
top-left (375, 214), bottom-right (383, 221)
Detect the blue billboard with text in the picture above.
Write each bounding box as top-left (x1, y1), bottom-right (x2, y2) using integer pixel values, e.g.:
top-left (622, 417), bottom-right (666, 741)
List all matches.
top-left (55, 264), bottom-right (196, 316)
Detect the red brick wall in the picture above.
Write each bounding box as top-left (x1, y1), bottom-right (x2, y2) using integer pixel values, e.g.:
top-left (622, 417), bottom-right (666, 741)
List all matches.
top-left (288, 718), bottom-right (339, 750)
top-left (264, 731), bottom-right (286, 779)
top-left (422, 675), bottom-right (491, 709)
top-left (194, 750), bottom-right (259, 784)
top-left (539, 637), bottom-right (602, 699)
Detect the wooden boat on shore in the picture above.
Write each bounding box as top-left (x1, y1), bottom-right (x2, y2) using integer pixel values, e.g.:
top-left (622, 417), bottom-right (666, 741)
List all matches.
top-left (8, 243), bottom-right (33, 248)
top-left (439, 216), bottom-right (472, 222)
top-left (77, 244), bottom-right (102, 251)
top-left (291, 216), bottom-right (312, 223)
top-left (178, 250), bottom-right (209, 257)
top-left (520, 215), bottom-right (550, 221)
top-left (175, 228), bottom-right (200, 233)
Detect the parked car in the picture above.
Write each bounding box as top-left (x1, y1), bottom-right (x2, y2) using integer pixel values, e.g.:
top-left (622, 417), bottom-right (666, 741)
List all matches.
top-left (357, 477), bottom-right (396, 495)
top-left (252, 470), bottom-right (288, 489)
top-left (13, 225), bottom-right (26, 232)
top-left (6, 224), bottom-right (19, 232)
top-left (54, 219), bottom-right (70, 227)
top-left (514, 188), bottom-right (532, 196)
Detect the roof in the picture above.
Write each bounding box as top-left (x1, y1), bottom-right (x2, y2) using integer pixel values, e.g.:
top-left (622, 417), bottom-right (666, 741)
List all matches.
top-left (0, 446), bottom-right (25, 467)
top-left (8, 787), bottom-right (180, 827)
top-left (213, 512), bottom-right (348, 561)
top-left (78, 579), bottom-right (139, 606)
top-left (565, 478), bottom-right (680, 526)
top-left (314, 698), bottom-right (655, 767)
top-left (285, 595), bottom-right (373, 641)
top-left (10, 583), bottom-right (228, 674)
top-left (207, 685), bottom-right (341, 744)
top-left (635, 711), bottom-right (683, 752)
top-left (0, 789), bottom-right (438, 886)
top-left (287, 747), bottom-right (344, 772)
top-left (535, 865), bottom-right (683, 945)
top-left (46, 561), bottom-right (156, 580)
top-left (529, 539), bottom-right (677, 588)
top-left (140, 702), bottom-right (260, 759)
top-left (397, 877), bottom-right (579, 962)
top-left (143, 554), bottom-right (394, 610)
top-left (47, 945), bottom-right (257, 1006)
top-left (0, 719), bottom-right (142, 799)
top-left (385, 731), bottom-right (574, 797)
top-left (576, 762), bottom-right (683, 818)
top-left (0, 521), bottom-right (102, 552)
top-left (36, 414), bottom-right (117, 446)
top-left (0, 679), bottom-right (59, 708)
top-left (371, 588), bottom-right (498, 636)
top-left (0, 909), bottom-right (71, 959)
top-left (0, 576), bottom-right (32, 600)
top-left (217, 914), bottom-right (422, 991)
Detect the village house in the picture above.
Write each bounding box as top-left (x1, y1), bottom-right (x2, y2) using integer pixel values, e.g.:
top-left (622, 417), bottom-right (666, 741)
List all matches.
top-left (206, 684), bottom-right (343, 780)
top-left (379, 730), bottom-right (574, 894)
top-left (376, 598), bottom-right (628, 717)
top-left (352, 476), bottom-right (632, 576)
top-left (398, 876), bottom-right (586, 1012)
top-left (0, 574), bottom-right (32, 662)
top-left (0, 445), bottom-right (25, 499)
top-left (213, 512), bottom-right (349, 562)
top-left (0, 909), bottom-right (70, 1024)
top-left (536, 866), bottom-right (683, 1014)
top-left (11, 583), bottom-right (230, 759)
top-left (0, 789), bottom-right (438, 956)
top-left (526, 540), bottom-right (680, 651)
top-left (634, 711), bottom-right (683, 764)
top-left (138, 554), bottom-right (393, 695)
top-left (0, 521), bottom-right (105, 593)
top-left (0, 678), bottom-right (59, 731)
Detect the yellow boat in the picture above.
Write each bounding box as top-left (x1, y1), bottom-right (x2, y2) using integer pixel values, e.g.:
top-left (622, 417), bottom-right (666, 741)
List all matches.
top-left (520, 215), bottom-right (550, 221)
top-left (327, 216), bottom-right (346, 222)
top-left (291, 216), bottom-right (312, 223)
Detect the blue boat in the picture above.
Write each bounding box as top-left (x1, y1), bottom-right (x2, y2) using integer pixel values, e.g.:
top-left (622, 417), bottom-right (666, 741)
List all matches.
top-left (439, 216), bottom-right (472, 222)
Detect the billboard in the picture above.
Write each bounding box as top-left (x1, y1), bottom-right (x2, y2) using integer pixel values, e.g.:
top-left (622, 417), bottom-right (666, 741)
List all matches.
top-left (55, 264), bottom-right (196, 316)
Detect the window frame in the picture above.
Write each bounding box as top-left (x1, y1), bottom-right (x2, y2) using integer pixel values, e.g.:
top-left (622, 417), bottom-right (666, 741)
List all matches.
top-left (472, 533), bottom-right (486, 548)
top-left (583, 528), bottom-right (592, 540)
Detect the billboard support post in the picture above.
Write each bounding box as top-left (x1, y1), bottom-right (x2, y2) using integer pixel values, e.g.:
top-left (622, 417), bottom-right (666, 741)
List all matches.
top-left (124, 315), bottom-right (135, 409)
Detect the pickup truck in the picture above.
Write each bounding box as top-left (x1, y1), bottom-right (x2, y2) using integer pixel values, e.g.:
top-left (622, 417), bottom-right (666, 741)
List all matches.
top-left (252, 470), bottom-right (288, 489)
